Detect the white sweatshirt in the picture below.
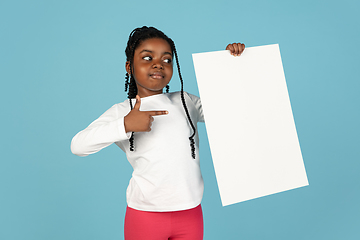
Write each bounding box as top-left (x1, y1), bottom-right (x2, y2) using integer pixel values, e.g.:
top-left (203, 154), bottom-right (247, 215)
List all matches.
top-left (71, 92), bottom-right (204, 212)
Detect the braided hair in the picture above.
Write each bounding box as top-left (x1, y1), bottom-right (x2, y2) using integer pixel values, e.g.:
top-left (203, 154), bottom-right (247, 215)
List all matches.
top-left (124, 26), bottom-right (197, 159)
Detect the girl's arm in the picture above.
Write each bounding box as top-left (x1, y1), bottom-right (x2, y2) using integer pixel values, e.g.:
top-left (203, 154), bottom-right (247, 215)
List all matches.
top-left (71, 97), bottom-right (168, 157)
top-left (186, 92), bottom-right (204, 123)
top-left (71, 104), bottom-right (131, 157)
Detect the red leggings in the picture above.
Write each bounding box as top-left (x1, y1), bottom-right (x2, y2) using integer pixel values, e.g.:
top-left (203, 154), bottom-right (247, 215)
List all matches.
top-left (124, 204), bottom-right (203, 240)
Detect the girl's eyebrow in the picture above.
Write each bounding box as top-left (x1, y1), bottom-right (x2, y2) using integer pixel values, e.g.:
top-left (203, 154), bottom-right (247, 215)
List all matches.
top-left (139, 49), bottom-right (172, 55)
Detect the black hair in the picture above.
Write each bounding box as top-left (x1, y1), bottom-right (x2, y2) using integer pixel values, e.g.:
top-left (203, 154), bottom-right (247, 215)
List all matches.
top-left (124, 26), bottom-right (196, 159)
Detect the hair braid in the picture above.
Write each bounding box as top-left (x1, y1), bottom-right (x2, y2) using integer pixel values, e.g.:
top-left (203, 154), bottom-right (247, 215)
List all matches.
top-left (172, 45), bottom-right (197, 159)
top-left (124, 73), bottom-right (129, 92)
top-left (127, 42), bottom-right (139, 151)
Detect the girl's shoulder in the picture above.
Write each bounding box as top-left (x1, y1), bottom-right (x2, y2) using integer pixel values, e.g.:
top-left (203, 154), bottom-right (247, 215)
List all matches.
top-left (101, 99), bottom-right (131, 117)
top-left (167, 91), bottom-right (200, 102)
top-left (167, 92), bottom-right (202, 118)
top-left (116, 98), bottom-right (132, 107)
top-left (167, 91), bottom-right (202, 122)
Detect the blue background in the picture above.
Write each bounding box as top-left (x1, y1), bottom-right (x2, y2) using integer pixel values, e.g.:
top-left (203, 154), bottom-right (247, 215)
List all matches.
top-left (1, 0), bottom-right (359, 239)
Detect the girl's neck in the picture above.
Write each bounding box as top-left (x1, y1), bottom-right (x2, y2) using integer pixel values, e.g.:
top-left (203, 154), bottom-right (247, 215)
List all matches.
top-left (137, 89), bottom-right (164, 98)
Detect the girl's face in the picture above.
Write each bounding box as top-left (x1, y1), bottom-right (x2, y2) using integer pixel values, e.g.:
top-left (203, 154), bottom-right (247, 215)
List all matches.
top-left (126, 38), bottom-right (173, 98)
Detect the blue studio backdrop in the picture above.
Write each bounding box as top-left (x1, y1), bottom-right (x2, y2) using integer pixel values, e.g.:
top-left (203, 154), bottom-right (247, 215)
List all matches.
top-left (1, 0), bottom-right (359, 239)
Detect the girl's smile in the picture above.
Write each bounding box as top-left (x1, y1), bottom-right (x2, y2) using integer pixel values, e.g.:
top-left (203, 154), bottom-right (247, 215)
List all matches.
top-left (126, 38), bottom-right (173, 98)
top-left (149, 71), bottom-right (164, 79)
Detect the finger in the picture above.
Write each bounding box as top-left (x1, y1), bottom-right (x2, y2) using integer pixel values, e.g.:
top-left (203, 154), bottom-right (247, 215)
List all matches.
top-left (232, 43), bottom-right (245, 56)
top-left (150, 116), bottom-right (154, 122)
top-left (133, 95), bottom-right (141, 111)
top-left (225, 44), bottom-right (233, 51)
top-left (235, 43), bottom-right (243, 56)
top-left (235, 43), bottom-right (242, 56)
top-left (147, 110), bottom-right (169, 116)
top-left (239, 43), bottom-right (245, 55)
top-left (232, 43), bottom-right (240, 56)
top-left (226, 44), bottom-right (235, 55)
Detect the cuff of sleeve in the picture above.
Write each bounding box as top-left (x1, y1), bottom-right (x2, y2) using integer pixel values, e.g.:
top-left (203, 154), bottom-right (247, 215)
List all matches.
top-left (118, 117), bottom-right (131, 140)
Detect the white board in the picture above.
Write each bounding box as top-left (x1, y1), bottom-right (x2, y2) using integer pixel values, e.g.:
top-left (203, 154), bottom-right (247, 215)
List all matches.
top-left (192, 44), bottom-right (308, 206)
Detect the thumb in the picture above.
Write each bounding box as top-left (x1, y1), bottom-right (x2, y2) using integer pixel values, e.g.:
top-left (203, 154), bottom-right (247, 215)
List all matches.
top-left (133, 95), bottom-right (141, 111)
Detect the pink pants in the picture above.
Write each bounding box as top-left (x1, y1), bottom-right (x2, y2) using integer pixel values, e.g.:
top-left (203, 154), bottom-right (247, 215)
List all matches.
top-left (124, 204), bottom-right (203, 240)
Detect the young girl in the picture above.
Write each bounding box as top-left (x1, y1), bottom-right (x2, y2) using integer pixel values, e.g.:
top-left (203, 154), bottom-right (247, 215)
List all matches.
top-left (71, 26), bottom-right (244, 240)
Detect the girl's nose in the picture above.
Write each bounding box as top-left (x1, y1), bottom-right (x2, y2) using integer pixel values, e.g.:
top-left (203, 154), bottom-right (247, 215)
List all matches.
top-left (152, 60), bottom-right (163, 69)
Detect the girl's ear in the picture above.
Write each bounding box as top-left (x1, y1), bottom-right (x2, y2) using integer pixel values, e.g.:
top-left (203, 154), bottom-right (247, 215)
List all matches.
top-left (125, 61), bottom-right (131, 74)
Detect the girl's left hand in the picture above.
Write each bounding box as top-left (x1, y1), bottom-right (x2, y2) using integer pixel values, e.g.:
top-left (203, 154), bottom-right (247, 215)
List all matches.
top-left (226, 43), bottom-right (245, 56)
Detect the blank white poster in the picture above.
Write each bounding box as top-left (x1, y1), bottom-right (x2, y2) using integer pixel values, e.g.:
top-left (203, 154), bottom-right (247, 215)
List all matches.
top-left (192, 44), bottom-right (308, 206)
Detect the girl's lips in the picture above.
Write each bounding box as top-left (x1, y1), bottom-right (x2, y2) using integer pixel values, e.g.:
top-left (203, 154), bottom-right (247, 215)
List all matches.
top-left (150, 72), bottom-right (164, 79)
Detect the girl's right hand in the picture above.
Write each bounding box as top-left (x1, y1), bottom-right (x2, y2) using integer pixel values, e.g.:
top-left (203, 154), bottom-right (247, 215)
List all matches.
top-left (124, 95), bottom-right (168, 133)
top-left (226, 43), bottom-right (245, 56)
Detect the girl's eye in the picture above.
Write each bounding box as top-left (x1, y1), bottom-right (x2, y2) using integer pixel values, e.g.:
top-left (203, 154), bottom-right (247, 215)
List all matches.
top-left (143, 56), bottom-right (152, 61)
top-left (164, 58), bottom-right (172, 63)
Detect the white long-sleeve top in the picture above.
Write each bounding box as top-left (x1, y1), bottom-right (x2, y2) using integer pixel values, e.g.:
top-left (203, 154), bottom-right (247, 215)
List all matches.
top-left (71, 92), bottom-right (204, 212)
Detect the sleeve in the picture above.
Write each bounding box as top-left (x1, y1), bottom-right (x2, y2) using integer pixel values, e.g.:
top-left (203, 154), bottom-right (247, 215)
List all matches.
top-left (185, 92), bottom-right (204, 123)
top-left (70, 104), bottom-right (131, 157)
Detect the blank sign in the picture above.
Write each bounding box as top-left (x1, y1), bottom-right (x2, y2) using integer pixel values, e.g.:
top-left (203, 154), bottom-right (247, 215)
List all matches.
top-left (192, 44), bottom-right (308, 206)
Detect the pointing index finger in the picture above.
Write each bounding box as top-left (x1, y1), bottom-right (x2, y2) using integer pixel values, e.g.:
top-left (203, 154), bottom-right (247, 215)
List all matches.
top-left (147, 110), bottom-right (169, 116)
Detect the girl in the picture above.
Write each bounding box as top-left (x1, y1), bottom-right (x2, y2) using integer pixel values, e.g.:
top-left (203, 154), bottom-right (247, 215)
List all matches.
top-left (71, 26), bottom-right (244, 240)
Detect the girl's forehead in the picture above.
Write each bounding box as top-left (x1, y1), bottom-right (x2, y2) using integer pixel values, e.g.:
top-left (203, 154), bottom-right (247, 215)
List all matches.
top-left (136, 38), bottom-right (172, 53)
